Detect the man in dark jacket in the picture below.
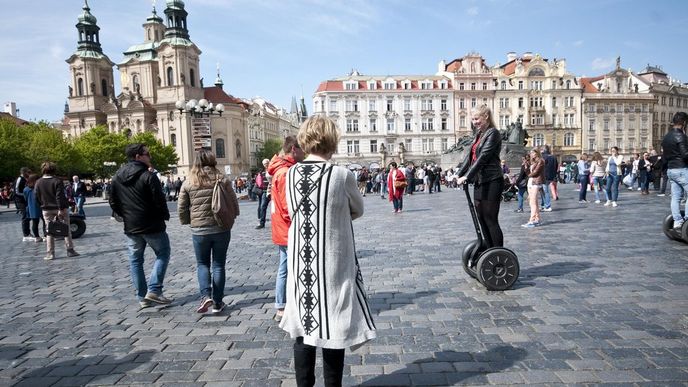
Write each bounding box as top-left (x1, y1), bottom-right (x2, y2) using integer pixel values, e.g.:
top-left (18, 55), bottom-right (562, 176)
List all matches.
top-left (661, 112), bottom-right (688, 229)
top-left (109, 143), bottom-right (172, 308)
top-left (72, 175), bottom-right (87, 217)
top-left (541, 145), bottom-right (558, 211)
top-left (35, 162), bottom-right (79, 260)
top-left (15, 167), bottom-right (31, 241)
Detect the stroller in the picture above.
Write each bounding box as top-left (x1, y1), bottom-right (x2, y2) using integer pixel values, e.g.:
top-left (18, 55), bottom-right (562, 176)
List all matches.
top-left (501, 174), bottom-right (518, 202)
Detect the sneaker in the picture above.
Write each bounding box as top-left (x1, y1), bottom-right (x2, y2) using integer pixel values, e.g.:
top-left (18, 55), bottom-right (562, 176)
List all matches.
top-left (594, 200), bottom-right (601, 204)
top-left (211, 301), bottom-right (226, 314)
top-left (657, 193), bottom-right (666, 197)
top-left (543, 207), bottom-right (552, 212)
top-left (578, 200), bottom-right (588, 204)
top-left (604, 200), bottom-right (611, 206)
top-left (637, 187), bottom-right (642, 191)
top-left (275, 309), bottom-right (284, 322)
top-left (22, 236), bottom-right (35, 242)
top-left (196, 297), bottom-right (213, 313)
top-left (521, 222), bottom-right (536, 228)
top-left (44, 254), bottom-right (54, 261)
top-left (144, 292), bottom-right (172, 305)
top-left (514, 208), bottom-right (523, 213)
top-left (628, 187), bottom-right (633, 190)
top-left (612, 201), bottom-right (618, 207)
top-left (675, 221), bottom-right (684, 230)
top-left (139, 299), bottom-right (153, 309)
top-left (255, 224), bottom-right (265, 229)
top-left (67, 249), bottom-right (80, 257)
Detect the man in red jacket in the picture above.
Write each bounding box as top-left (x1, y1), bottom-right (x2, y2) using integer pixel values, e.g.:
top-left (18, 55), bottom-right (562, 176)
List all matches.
top-left (268, 136), bottom-right (305, 321)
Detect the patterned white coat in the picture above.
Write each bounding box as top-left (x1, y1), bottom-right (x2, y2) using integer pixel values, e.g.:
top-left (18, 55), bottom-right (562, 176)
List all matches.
top-left (279, 160), bottom-right (376, 350)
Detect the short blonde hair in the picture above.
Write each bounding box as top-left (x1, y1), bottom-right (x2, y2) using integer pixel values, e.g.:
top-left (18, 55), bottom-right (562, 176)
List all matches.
top-left (297, 116), bottom-right (340, 156)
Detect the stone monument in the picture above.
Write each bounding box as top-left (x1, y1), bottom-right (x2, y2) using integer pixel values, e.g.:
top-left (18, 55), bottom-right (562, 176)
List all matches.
top-left (440, 122), bottom-right (529, 171)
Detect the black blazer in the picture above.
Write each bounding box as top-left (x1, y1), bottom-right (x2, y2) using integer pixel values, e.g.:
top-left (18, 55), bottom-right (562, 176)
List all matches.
top-left (458, 127), bottom-right (503, 185)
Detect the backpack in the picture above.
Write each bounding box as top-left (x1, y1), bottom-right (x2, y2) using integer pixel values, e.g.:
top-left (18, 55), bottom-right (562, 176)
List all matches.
top-left (212, 178), bottom-right (237, 230)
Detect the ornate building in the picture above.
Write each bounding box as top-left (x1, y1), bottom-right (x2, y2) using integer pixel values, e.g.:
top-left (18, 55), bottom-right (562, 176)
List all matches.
top-left (637, 66), bottom-right (688, 151)
top-left (313, 70), bottom-right (455, 167)
top-left (63, 1), bottom-right (295, 177)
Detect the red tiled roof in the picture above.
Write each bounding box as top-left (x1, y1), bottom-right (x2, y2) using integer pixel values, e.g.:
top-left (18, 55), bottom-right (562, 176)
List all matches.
top-left (315, 78), bottom-right (450, 93)
top-left (580, 76), bottom-right (605, 93)
top-left (203, 87), bottom-right (249, 109)
top-left (0, 112), bottom-right (30, 125)
top-left (500, 58), bottom-right (533, 76)
top-left (445, 59), bottom-right (463, 72)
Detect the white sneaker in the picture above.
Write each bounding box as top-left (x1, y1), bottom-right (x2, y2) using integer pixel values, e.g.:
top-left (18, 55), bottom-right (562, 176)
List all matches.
top-left (612, 201), bottom-right (618, 207)
top-left (22, 236), bottom-right (35, 242)
top-left (604, 200), bottom-right (611, 206)
top-left (637, 187), bottom-right (642, 191)
top-left (594, 200), bottom-right (601, 204)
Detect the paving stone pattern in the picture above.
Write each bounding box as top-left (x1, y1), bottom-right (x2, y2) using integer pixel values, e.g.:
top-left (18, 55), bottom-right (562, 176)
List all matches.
top-left (0, 186), bottom-right (687, 386)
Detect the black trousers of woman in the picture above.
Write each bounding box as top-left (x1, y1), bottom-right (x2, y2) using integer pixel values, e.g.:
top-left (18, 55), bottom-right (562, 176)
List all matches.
top-left (294, 337), bottom-right (345, 387)
top-left (473, 179), bottom-right (504, 247)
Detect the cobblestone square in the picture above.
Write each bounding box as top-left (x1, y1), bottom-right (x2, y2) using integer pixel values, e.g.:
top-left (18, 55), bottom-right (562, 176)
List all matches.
top-left (1, 187), bottom-right (687, 386)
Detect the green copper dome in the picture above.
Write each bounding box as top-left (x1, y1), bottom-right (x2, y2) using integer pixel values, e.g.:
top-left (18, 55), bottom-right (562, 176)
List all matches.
top-left (166, 0), bottom-right (186, 10)
top-left (77, 0), bottom-right (97, 25)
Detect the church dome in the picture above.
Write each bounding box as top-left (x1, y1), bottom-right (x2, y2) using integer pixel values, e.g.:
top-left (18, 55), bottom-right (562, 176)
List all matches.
top-left (77, 1), bottom-right (97, 25)
top-left (166, 0), bottom-right (186, 10)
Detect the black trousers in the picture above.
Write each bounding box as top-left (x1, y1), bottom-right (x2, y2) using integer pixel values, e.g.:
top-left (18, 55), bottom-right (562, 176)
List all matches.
top-left (294, 337), bottom-right (345, 387)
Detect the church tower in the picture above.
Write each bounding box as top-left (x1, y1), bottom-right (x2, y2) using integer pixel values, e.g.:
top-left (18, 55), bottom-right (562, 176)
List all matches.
top-left (65, 0), bottom-right (115, 137)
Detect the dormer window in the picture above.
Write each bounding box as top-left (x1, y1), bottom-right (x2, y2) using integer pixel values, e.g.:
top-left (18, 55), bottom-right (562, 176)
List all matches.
top-left (421, 81), bottom-right (433, 90)
top-left (439, 80), bottom-right (448, 89)
top-left (367, 81), bottom-right (377, 90)
top-left (402, 81), bottom-right (412, 90)
top-left (344, 81), bottom-right (358, 90)
top-left (383, 80), bottom-right (396, 90)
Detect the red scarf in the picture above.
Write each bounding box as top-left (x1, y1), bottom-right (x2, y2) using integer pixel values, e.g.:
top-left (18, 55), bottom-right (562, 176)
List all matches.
top-left (470, 132), bottom-right (482, 163)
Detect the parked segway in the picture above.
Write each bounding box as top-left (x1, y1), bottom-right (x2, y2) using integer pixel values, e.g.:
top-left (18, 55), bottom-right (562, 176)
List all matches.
top-left (461, 183), bottom-right (519, 290)
top-left (69, 214), bottom-right (87, 239)
top-left (662, 211), bottom-right (688, 243)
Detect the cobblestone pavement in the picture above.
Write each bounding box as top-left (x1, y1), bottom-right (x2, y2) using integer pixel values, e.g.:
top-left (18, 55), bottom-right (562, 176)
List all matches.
top-left (1, 185), bottom-right (687, 386)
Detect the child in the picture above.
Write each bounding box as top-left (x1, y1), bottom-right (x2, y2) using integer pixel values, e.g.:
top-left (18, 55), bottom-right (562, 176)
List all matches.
top-left (23, 174), bottom-right (45, 242)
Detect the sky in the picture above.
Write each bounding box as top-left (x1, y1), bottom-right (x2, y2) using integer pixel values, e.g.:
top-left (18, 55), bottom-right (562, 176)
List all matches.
top-left (1, 0), bottom-right (687, 122)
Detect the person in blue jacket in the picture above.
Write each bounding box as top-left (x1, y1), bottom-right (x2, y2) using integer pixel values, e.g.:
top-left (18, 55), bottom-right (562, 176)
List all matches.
top-left (23, 174), bottom-right (45, 242)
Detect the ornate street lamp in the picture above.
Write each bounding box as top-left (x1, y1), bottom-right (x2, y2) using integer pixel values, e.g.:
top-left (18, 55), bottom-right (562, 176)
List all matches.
top-left (175, 98), bottom-right (225, 117)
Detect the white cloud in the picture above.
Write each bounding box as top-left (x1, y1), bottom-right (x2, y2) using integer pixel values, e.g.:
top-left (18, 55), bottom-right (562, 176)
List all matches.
top-left (591, 57), bottom-right (615, 70)
top-left (466, 6), bottom-right (479, 16)
top-left (573, 40), bottom-right (584, 47)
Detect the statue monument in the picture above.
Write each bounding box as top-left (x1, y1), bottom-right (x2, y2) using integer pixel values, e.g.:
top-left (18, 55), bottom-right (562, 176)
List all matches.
top-left (379, 143), bottom-right (387, 168)
top-left (440, 122), bottom-right (529, 171)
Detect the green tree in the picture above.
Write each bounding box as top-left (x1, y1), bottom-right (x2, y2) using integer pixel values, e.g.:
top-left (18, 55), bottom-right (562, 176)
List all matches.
top-left (130, 131), bottom-right (178, 173)
top-left (26, 123), bottom-right (83, 176)
top-left (254, 138), bottom-right (283, 168)
top-left (0, 118), bottom-right (33, 180)
top-left (73, 126), bottom-right (129, 178)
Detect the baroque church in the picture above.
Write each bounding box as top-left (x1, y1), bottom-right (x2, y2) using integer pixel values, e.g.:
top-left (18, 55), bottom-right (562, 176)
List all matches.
top-left (64, 0), bottom-right (306, 176)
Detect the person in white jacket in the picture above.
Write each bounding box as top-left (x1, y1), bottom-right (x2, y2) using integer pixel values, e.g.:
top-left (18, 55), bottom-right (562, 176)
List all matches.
top-left (604, 146), bottom-right (623, 207)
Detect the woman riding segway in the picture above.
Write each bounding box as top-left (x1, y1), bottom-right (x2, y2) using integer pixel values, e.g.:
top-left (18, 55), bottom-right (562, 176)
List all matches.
top-left (456, 105), bottom-right (519, 290)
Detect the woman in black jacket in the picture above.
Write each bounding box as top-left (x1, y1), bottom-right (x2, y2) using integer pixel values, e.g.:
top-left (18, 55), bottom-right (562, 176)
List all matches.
top-left (514, 155), bottom-right (530, 213)
top-left (457, 105), bottom-right (504, 247)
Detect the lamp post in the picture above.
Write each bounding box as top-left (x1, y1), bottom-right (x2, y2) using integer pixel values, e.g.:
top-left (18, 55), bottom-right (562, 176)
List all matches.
top-left (174, 99), bottom-right (225, 153)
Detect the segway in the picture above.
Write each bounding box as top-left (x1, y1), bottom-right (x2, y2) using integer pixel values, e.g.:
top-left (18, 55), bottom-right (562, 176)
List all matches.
top-left (662, 211), bottom-right (688, 243)
top-left (461, 183), bottom-right (519, 290)
top-left (69, 214), bottom-right (87, 239)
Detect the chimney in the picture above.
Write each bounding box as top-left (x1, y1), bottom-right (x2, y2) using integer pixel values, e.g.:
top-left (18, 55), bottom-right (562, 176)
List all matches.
top-left (506, 52), bottom-right (517, 62)
top-left (3, 101), bottom-right (17, 117)
top-left (523, 52), bottom-right (533, 59)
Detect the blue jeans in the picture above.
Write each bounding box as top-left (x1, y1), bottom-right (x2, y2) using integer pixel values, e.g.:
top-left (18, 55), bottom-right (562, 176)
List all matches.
top-left (592, 176), bottom-right (608, 202)
top-left (392, 196), bottom-right (403, 211)
top-left (605, 173), bottom-right (620, 201)
top-left (668, 168), bottom-right (688, 223)
top-left (275, 245), bottom-right (288, 309)
top-left (579, 174), bottom-right (589, 201)
top-left (126, 231), bottom-right (171, 300)
top-left (541, 180), bottom-right (552, 209)
top-left (192, 231), bottom-right (231, 304)
top-left (516, 186), bottom-right (526, 210)
top-left (75, 195), bottom-right (85, 216)
top-left (257, 192), bottom-right (270, 225)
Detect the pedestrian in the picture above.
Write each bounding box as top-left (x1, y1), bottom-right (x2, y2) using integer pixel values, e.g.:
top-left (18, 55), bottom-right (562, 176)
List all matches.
top-left (387, 162), bottom-right (406, 213)
top-left (501, 160), bottom-right (510, 175)
top-left (109, 143), bottom-right (173, 308)
top-left (15, 167), bottom-right (31, 241)
top-left (267, 136), bottom-right (305, 321)
top-left (456, 105), bottom-right (506, 243)
top-left (34, 162), bottom-right (79, 260)
top-left (281, 116), bottom-right (376, 387)
top-left (178, 149), bottom-right (239, 314)
top-left (23, 174), bottom-right (45, 242)
top-left (523, 147), bottom-right (544, 228)
top-left (72, 175), bottom-right (87, 217)
top-left (541, 144), bottom-right (557, 210)
top-left (577, 153), bottom-right (590, 202)
top-left (174, 177), bottom-right (183, 199)
top-left (589, 152), bottom-right (608, 204)
top-left (255, 158), bottom-right (271, 229)
top-left (379, 169), bottom-right (388, 199)
top-left (638, 152), bottom-right (652, 195)
top-left (357, 166), bottom-right (369, 196)
top-left (661, 112), bottom-right (688, 229)
top-left (514, 154), bottom-right (529, 213)
top-left (604, 146), bottom-right (623, 207)
top-left (630, 153), bottom-right (640, 190)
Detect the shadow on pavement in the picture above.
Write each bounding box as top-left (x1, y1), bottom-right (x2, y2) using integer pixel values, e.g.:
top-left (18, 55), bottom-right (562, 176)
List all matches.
top-left (368, 290), bottom-right (438, 314)
top-left (13, 350), bottom-right (155, 386)
top-left (519, 261), bottom-right (594, 280)
top-left (0, 345), bottom-right (29, 360)
top-left (360, 345), bottom-right (527, 386)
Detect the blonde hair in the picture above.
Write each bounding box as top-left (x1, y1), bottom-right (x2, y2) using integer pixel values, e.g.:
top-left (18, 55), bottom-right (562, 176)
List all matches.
top-left (472, 104), bottom-right (497, 129)
top-left (189, 149), bottom-right (222, 187)
top-left (297, 116), bottom-right (340, 156)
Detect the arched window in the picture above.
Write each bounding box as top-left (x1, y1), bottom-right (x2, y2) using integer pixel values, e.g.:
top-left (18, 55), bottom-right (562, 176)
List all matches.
top-left (190, 69), bottom-right (196, 87)
top-left (101, 79), bottom-right (108, 96)
top-left (77, 78), bottom-right (84, 96)
top-left (136, 120), bottom-right (141, 131)
top-left (566, 80), bottom-right (571, 89)
top-left (235, 140), bottom-right (242, 158)
top-left (528, 67), bottom-right (545, 76)
top-left (167, 67), bottom-right (174, 86)
top-left (500, 80), bottom-right (506, 90)
top-left (147, 29), bottom-right (151, 40)
top-left (171, 133), bottom-right (177, 147)
top-left (533, 133), bottom-right (545, 147)
top-left (132, 74), bottom-right (139, 92)
top-left (216, 138), bottom-right (226, 158)
top-left (470, 63), bottom-right (476, 73)
top-left (168, 111), bottom-right (175, 121)
top-left (564, 132), bottom-right (574, 147)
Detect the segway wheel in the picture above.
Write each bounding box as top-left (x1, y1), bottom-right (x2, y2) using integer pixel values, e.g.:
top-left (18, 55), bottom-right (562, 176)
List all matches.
top-left (70, 218), bottom-right (86, 239)
top-left (662, 214), bottom-right (686, 241)
top-left (461, 239), bottom-right (481, 279)
top-left (682, 221), bottom-right (688, 243)
top-left (476, 248), bottom-right (519, 291)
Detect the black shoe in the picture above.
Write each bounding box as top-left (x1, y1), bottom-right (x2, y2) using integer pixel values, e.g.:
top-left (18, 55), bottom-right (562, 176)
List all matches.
top-left (255, 224), bottom-right (265, 229)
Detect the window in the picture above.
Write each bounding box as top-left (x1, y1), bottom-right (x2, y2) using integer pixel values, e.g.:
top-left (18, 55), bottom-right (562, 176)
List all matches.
top-left (384, 81), bottom-right (395, 90)
top-left (216, 138), bottom-right (225, 158)
top-left (403, 81), bottom-right (412, 90)
top-left (482, 98), bottom-right (488, 105)
top-left (441, 99), bottom-right (447, 111)
top-left (604, 120), bottom-right (609, 130)
top-left (482, 82), bottom-right (488, 90)
top-left (564, 113), bottom-right (574, 127)
top-left (346, 119), bottom-right (359, 132)
top-left (459, 116), bottom-right (466, 128)
top-left (386, 119), bottom-right (395, 132)
top-left (388, 143), bottom-right (395, 154)
top-left (566, 80), bottom-right (571, 89)
top-left (77, 78), bottom-right (84, 96)
top-left (346, 140), bottom-right (360, 154)
top-left (405, 138), bottom-right (412, 152)
top-left (533, 133), bottom-right (545, 146)
top-left (101, 79), bottom-right (108, 96)
top-left (471, 98), bottom-right (477, 108)
top-left (369, 118), bottom-right (377, 132)
top-left (235, 140), bottom-right (242, 157)
top-left (386, 99), bottom-right (393, 111)
top-left (421, 118), bottom-right (434, 131)
top-left (499, 115), bottom-right (510, 128)
top-left (552, 97), bottom-right (557, 108)
top-left (404, 99), bottom-right (411, 111)
top-left (531, 81), bottom-right (543, 90)
top-left (441, 118), bottom-right (448, 130)
top-left (499, 98), bottom-right (509, 109)
top-left (500, 81), bottom-right (507, 90)
top-left (441, 138), bottom-right (448, 151)
top-left (421, 81), bottom-right (432, 90)
top-left (421, 99), bottom-right (433, 110)
top-left (329, 99), bottom-right (337, 112)
top-left (404, 118), bottom-right (412, 131)
top-left (518, 97), bottom-right (524, 108)
top-left (471, 83), bottom-right (476, 90)
top-left (440, 81), bottom-right (448, 89)
top-left (565, 96), bottom-right (575, 107)
top-left (171, 133), bottom-right (177, 147)
top-left (368, 99), bottom-right (376, 111)
top-left (346, 100), bottom-right (358, 112)
top-left (616, 119), bottom-right (623, 131)
top-left (552, 114), bottom-right (558, 126)
top-left (459, 98), bottom-right (465, 109)
top-left (422, 138), bottom-right (434, 152)
top-left (344, 82), bottom-right (357, 90)
top-left (459, 83), bottom-right (465, 90)
top-left (518, 80), bottom-right (524, 90)
top-left (190, 68), bottom-right (196, 87)
top-left (588, 103), bottom-right (595, 113)
top-left (615, 138), bottom-right (623, 149)
top-left (368, 81), bottom-right (376, 90)
top-left (167, 66), bottom-right (174, 86)
top-left (551, 80), bottom-right (557, 90)
top-left (529, 97), bottom-right (543, 107)
top-left (588, 139), bottom-right (595, 152)
top-left (531, 114), bottom-right (544, 126)
top-left (370, 139), bottom-right (378, 153)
